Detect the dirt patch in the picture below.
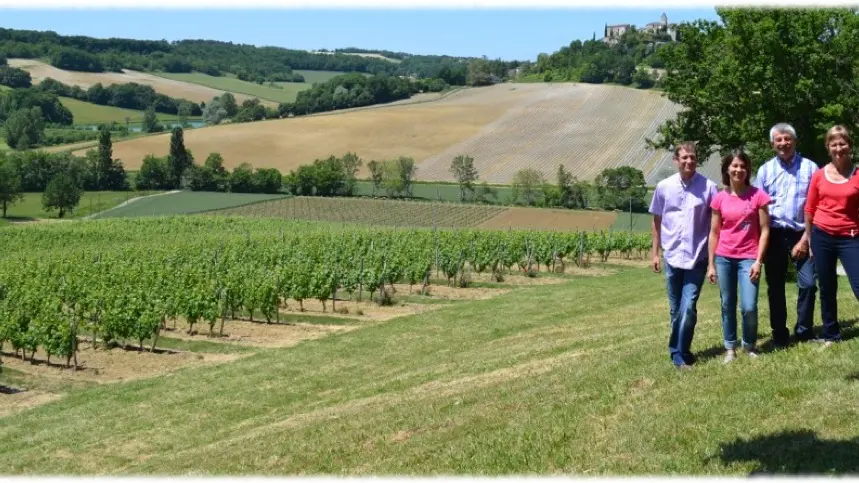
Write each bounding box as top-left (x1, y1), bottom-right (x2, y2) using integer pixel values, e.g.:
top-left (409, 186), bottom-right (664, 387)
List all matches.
top-left (279, 297), bottom-right (447, 322)
top-left (8, 58), bottom-right (263, 105)
top-left (478, 207), bottom-right (617, 231)
top-left (0, 343), bottom-right (242, 384)
top-left (0, 388), bottom-right (63, 418)
top-left (160, 295), bottom-right (453, 348)
top-left (390, 429), bottom-right (415, 443)
top-left (599, 257), bottom-right (650, 268)
top-left (391, 283), bottom-right (509, 300)
top-left (468, 267), bottom-right (614, 285)
top-left (164, 318), bottom-right (359, 349)
top-left (628, 377), bottom-right (654, 395)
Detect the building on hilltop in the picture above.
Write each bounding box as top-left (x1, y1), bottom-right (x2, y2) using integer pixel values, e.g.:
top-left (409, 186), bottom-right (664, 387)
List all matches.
top-left (604, 23), bottom-right (632, 43)
top-left (603, 12), bottom-right (677, 45)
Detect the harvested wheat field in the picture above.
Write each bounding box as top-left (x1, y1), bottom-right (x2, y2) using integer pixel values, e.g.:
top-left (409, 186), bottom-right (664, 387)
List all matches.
top-left (8, 58), bottom-right (266, 105)
top-left (95, 83), bottom-right (536, 175)
top-left (94, 83), bottom-right (718, 184)
top-left (477, 206), bottom-right (617, 231)
top-left (73, 81), bottom-right (723, 184)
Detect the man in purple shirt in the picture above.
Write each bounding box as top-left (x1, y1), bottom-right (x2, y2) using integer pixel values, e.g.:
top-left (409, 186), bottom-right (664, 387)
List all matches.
top-left (650, 142), bottom-right (719, 369)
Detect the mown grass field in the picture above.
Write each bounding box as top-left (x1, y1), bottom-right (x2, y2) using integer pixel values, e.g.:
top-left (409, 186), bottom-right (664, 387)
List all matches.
top-left (3, 190), bottom-right (163, 220)
top-left (59, 97), bottom-right (199, 125)
top-left (155, 72), bottom-right (305, 104)
top-left (293, 69), bottom-right (356, 84)
top-left (90, 191), bottom-right (289, 218)
top-left (7, 58), bottom-right (261, 105)
top-left (1, 252), bottom-right (858, 474)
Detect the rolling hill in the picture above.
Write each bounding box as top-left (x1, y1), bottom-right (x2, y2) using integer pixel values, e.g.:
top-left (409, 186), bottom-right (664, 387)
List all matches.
top-left (8, 58), bottom-right (266, 106)
top-left (91, 82), bottom-right (720, 186)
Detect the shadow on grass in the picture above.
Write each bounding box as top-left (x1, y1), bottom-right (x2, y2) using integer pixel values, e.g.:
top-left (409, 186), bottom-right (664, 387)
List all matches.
top-left (0, 385), bottom-right (24, 395)
top-left (691, 344), bottom-right (726, 364)
top-left (2, 216), bottom-right (39, 223)
top-left (839, 317), bottom-right (859, 342)
top-left (713, 429), bottom-right (859, 474)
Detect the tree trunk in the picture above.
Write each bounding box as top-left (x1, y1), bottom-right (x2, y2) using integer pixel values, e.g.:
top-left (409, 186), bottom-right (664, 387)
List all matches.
top-left (151, 326), bottom-right (160, 352)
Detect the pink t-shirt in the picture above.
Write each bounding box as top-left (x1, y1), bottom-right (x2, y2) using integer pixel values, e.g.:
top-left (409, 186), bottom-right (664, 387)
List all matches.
top-left (710, 187), bottom-right (772, 259)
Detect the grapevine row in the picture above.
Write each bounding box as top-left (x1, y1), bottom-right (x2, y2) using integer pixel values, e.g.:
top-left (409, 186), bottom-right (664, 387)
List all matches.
top-left (0, 217), bottom-right (651, 368)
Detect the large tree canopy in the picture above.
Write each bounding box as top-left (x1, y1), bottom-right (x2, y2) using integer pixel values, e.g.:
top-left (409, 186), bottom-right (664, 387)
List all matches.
top-left (648, 8), bottom-right (859, 167)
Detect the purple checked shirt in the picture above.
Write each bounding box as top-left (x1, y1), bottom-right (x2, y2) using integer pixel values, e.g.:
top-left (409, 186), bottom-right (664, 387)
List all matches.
top-left (649, 172), bottom-right (719, 270)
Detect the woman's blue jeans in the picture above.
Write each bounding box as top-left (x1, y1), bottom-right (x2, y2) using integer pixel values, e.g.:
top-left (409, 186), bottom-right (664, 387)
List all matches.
top-left (810, 225), bottom-right (859, 342)
top-left (715, 255), bottom-right (760, 350)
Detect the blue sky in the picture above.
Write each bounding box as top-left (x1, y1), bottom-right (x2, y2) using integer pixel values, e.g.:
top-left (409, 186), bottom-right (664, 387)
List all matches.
top-left (0, 8), bottom-right (720, 61)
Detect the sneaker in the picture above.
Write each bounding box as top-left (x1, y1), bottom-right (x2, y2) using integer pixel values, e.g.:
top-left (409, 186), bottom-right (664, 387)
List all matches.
top-left (675, 363), bottom-right (694, 371)
top-left (743, 348), bottom-right (760, 358)
top-left (723, 349), bottom-right (737, 364)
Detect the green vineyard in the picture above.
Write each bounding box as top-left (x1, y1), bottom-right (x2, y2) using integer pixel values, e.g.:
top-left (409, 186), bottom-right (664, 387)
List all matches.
top-left (0, 217), bottom-right (651, 368)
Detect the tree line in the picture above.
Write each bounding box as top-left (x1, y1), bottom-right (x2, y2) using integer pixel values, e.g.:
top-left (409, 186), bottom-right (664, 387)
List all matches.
top-left (35, 78), bottom-right (202, 116)
top-left (0, 74), bottom-right (206, 148)
top-left (521, 27), bottom-right (669, 88)
top-left (449, 157), bottom-right (648, 211)
top-left (279, 73), bottom-right (421, 117)
top-left (0, 27), bottom-right (522, 86)
top-left (276, 151), bottom-right (649, 211)
top-left (0, 123), bottom-right (287, 218)
top-left (646, 8), bottom-right (859, 168)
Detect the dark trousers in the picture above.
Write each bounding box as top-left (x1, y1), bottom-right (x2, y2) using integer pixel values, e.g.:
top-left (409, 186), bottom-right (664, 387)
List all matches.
top-left (764, 227), bottom-right (818, 345)
top-left (810, 225), bottom-right (859, 341)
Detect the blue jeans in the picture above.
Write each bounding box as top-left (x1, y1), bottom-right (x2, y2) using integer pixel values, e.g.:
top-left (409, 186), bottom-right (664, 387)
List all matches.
top-left (764, 227), bottom-right (818, 345)
top-left (810, 225), bottom-right (859, 342)
top-left (664, 259), bottom-right (707, 366)
top-left (715, 256), bottom-right (760, 350)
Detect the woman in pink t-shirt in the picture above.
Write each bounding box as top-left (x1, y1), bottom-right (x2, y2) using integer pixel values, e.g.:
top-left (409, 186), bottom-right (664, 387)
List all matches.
top-left (707, 149), bottom-right (772, 363)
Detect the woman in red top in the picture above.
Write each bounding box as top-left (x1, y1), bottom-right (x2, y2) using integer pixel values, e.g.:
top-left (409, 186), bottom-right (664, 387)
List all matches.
top-left (804, 125), bottom-right (859, 346)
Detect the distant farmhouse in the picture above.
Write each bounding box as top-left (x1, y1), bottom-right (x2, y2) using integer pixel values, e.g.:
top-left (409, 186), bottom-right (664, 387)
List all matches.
top-left (603, 12), bottom-right (678, 45)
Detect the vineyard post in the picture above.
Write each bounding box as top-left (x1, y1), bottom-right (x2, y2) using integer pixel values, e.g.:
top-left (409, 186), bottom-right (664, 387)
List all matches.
top-left (71, 311), bottom-right (79, 370)
top-left (358, 255), bottom-right (365, 302)
top-left (578, 231), bottom-right (585, 267)
top-left (628, 195), bottom-right (633, 232)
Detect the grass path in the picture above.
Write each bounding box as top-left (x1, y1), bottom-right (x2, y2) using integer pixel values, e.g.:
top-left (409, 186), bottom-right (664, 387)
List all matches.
top-left (3, 191), bottom-right (164, 220)
top-left (82, 190), bottom-right (181, 219)
top-left (1, 265), bottom-right (858, 474)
